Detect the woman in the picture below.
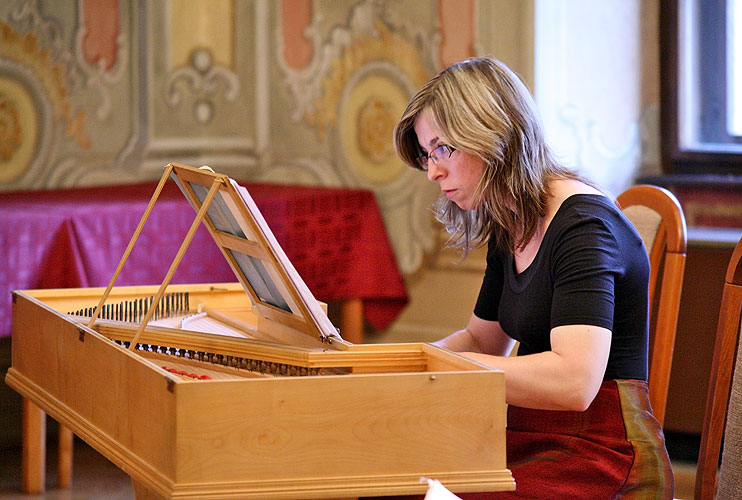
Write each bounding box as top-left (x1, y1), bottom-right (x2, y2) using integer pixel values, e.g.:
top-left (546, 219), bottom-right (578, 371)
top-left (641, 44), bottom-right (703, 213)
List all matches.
top-left (393, 58), bottom-right (673, 498)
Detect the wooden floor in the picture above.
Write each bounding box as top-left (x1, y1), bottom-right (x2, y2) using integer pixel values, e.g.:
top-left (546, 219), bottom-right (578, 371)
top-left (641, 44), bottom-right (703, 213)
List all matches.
top-left (0, 439), bottom-right (697, 499)
top-left (0, 440), bottom-right (133, 500)
top-left (673, 461), bottom-right (698, 500)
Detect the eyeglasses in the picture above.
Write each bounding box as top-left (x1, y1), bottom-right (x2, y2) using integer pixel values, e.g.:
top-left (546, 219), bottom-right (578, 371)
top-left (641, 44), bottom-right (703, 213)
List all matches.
top-left (417, 144), bottom-right (456, 170)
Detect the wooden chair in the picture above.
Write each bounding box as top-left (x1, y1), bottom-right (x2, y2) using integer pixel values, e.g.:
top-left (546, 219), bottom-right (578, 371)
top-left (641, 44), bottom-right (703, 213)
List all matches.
top-left (617, 185), bottom-right (687, 427)
top-left (694, 236), bottom-right (742, 500)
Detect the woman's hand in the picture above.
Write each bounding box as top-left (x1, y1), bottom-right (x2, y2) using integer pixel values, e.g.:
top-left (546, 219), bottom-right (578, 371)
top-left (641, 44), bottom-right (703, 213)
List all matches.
top-left (432, 314), bottom-right (516, 356)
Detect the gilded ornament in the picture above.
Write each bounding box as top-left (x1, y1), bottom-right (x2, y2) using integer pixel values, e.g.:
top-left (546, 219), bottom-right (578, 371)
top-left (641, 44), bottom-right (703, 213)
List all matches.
top-left (0, 93), bottom-right (22, 161)
top-left (307, 22), bottom-right (428, 138)
top-left (0, 77), bottom-right (39, 183)
top-left (357, 96), bottom-right (395, 163)
top-left (0, 22), bottom-right (91, 149)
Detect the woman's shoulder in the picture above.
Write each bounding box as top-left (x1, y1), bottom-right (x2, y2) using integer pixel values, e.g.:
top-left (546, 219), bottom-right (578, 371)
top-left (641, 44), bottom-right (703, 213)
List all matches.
top-left (545, 179), bottom-right (613, 225)
top-left (548, 179), bottom-right (606, 207)
top-left (549, 185), bottom-right (640, 248)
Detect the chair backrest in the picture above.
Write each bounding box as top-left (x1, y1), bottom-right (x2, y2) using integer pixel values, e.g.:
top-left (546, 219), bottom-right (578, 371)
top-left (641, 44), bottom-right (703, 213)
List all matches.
top-left (617, 185), bottom-right (687, 427)
top-left (695, 236), bottom-right (742, 500)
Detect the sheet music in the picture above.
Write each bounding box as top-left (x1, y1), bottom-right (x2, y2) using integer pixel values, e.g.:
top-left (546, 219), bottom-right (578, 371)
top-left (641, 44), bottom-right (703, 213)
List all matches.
top-left (149, 312), bottom-right (251, 338)
top-left (230, 179), bottom-right (341, 340)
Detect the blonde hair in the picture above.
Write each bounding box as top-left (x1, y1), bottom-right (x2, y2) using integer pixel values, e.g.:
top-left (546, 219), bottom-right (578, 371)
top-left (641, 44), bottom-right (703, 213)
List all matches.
top-left (394, 57), bottom-right (587, 254)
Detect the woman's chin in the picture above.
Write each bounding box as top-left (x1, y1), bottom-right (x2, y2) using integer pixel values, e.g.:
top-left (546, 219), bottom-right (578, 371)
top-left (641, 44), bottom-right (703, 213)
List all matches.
top-left (454, 199), bottom-right (475, 210)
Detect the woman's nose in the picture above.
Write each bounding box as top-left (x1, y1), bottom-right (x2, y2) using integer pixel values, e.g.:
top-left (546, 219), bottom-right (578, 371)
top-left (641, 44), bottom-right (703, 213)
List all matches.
top-left (427, 162), bottom-right (445, 182)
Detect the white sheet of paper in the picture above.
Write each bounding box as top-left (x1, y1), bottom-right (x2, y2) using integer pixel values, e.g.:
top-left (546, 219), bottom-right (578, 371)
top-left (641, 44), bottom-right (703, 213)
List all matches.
top-left (422, 478), bottom-right (463, 500)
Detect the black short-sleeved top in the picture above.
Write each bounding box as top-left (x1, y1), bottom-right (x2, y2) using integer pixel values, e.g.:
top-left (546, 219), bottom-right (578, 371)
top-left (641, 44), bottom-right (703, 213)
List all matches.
top-left (473, 194), bottom-right (650, 381)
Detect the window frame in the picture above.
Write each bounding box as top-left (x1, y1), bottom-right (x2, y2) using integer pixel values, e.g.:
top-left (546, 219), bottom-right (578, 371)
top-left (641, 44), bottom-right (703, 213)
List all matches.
top-left (660, 0), bottom-right (742, 175)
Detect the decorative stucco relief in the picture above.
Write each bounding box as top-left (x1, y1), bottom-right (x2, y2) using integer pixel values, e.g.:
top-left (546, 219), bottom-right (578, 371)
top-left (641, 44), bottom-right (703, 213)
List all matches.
top-left (74, 1), bottom-right (127, 121)
top-left (165, 47), bottom-right (240, 124)
top-left (0, 9), bottom-right (86, 187)
top-left (0, 20), bottom-right (89, 150)
top-left (275, 0), bottom-right (440, 273)
top-left (146, 0), bottom-right (263, 176)
top-left (0, 0), bottom-right (133, 189)
top-left (556, 103), bottom-right (641, 195)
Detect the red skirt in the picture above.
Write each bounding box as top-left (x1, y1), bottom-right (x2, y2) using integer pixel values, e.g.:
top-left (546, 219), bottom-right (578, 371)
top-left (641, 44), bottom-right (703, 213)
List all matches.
top-left (367, 379), bottom-right (674, 500)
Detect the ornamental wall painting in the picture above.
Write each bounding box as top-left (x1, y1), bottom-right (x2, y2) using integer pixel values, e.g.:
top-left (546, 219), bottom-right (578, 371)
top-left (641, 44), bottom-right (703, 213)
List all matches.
top-left (0, 0), bottom-right (135, 189)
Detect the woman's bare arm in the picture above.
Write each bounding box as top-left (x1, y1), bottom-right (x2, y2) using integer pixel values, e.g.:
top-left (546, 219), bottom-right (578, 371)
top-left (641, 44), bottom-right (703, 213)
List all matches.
top-left (464, 324), bottom-right (611, 411)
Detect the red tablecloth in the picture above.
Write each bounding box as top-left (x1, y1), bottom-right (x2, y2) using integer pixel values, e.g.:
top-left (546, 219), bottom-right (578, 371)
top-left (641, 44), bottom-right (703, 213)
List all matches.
top-left (0, 181), bottom-right (408, 336)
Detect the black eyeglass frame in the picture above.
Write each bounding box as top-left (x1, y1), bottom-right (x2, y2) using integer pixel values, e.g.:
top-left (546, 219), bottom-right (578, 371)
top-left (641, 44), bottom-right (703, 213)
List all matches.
top-left (417, 144), bottom-right (456, 171)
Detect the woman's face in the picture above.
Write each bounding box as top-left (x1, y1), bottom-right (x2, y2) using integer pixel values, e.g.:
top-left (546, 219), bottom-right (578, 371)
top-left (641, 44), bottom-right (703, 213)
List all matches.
top-left (413, 113), bottom-right (485, 210)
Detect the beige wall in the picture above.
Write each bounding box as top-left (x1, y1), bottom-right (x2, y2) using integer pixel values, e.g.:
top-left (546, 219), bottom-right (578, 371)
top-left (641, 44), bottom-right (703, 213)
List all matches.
top-left (0, 0), bottom-right (660, 342)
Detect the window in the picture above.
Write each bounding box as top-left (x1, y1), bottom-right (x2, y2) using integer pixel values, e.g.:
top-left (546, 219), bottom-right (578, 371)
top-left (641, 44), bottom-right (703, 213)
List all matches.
top-left (661, 0), bottom-right (742, 174)
top-left (731, 0), bottom-right (742, 135)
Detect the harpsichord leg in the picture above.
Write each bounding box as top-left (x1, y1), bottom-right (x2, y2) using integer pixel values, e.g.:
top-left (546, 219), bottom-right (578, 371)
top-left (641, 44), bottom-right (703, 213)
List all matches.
top-left (58, 424), bottom-right (74, 487)
top-left (21, 397), bottom-right (46, 493)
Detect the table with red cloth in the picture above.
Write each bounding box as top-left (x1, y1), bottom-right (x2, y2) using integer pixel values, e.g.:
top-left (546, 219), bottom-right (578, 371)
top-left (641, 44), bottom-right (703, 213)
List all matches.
top-left (0, 180), bottom-right (408, 343)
